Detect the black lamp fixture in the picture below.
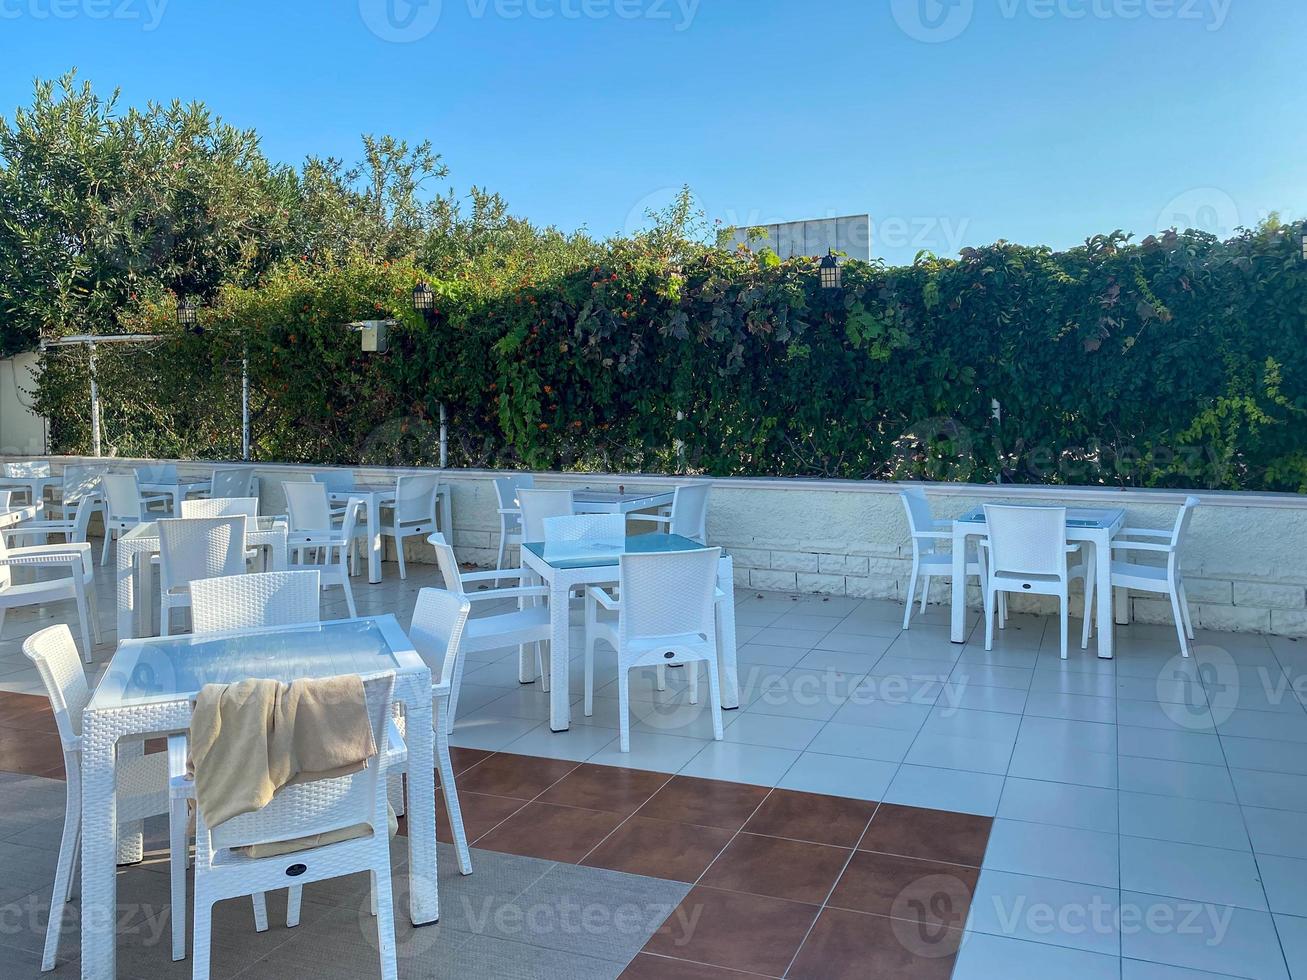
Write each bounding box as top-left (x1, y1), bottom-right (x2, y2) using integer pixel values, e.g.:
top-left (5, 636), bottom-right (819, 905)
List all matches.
top-left (176, 296), bottom-right (202, 335)
top-left (1301, 226), bottom-right (1307, 262)
top-left (819, 250), bottom-right (843, 290)
top-left (412, 282), bottom-right (435, 318)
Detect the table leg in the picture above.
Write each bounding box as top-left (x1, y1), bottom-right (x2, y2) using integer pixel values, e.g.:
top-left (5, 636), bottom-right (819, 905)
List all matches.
top-left (1114, 586), bottom-right (1131, 626)
top-left (439, 488), bottom-right (453, 541)
top-left (402, 688), bottom-right (440, 925)
top-left (116, 544), bottom-right (135, 639)
top-left (716, 556), bottom-right (739, 708)
top-left (367, 495), bottom-right (383, 584)
top-left (80, 717), bottom-right (119, 979)
top-left (548, 576), bottom-right (571, 732)
top-left (115, 739), bottom-right (144, 864)
top-left (270, 534), bottom-right (287, 571)
top-left (950, 527), bottom-right (968, 642)
top-left (518, 568), bottom-right (539, 684)
top-left (1096, 531), bottom-right (1115, 659)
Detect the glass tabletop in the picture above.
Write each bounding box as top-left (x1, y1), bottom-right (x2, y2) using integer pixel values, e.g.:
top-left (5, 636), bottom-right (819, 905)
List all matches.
top-left (524, 533), bottom-right (708, 569)
top-left (90, 616), bottom-right (419, 710)
top-left (958, 506), bottom-right (1125, 529)
top-left (572, 490), bottom-right (671, 503)
top-left (123, 515), bottom-right (287, 540)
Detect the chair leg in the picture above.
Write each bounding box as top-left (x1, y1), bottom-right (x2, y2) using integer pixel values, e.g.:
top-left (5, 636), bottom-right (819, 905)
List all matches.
top-left (999, 592), bottom-right (1008, 628)
top-left (1059, 594), bottom-right (1070, 660)
top-left (192, 897), bottom-right (214, 980)
top-left (437, 717), bottom-right (473, 875)
top-left (537, 641), bottom-right (550, 693)
top-left (655, 665), bottom-right (666, 691)
top-left (495, 520), bottom-right (508, 587)
top-left (446, 654), bottom-right (467, 736)
top-left (618, 667), bottom-right (632, 752)
top-left (583, 641), bottom-right (595, 718)
top-left (386, 771), bottom-right (406, 818)
top-left (101, 526), bottom-right (112, 566)
top-left (169, 797), bottom-right (188, 961)
top-left (41, 789), bottom-right (79, 971)
top-left (287, 886), bottom-right (303, 928)
top-left (1081, 572), bottom-right (1095, 650)
top-left (372, 860), bottom-right (400, 980)
top-left (984, 587), bottom-right (996, 651)
top-left (903, 559), bottom-right (919, 629)
top-left (1177, 579), bottom-right (1195, 639)
top-left (340, 567), bottom-right (358, 618)
top-left (1169, 588), bottom-right (1192, 658)
top-left (705, 656), bottom-right (724, 741)
top-left (87, 585), bottom-right (104, 645)
top-left (73, 582), bottom-right (94, 663)
top-left (919, 575), bottom-right (931, 613)
top-left (395, 532), bottom-right (407, 580)
top-left (689, 662), bottom-right (700, 704)
top-left (251, 892), bottom-right (268, 932)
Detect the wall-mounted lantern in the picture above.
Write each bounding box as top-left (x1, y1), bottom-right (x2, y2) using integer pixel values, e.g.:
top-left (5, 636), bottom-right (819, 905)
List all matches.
top-left (412, 282), bottom-right (435, 317)
top-left (819, 250), bottom-right (843, 290)
top-left (1301, 227), bottom-right (1307, 261)
top-left (177, 296), bottom-right (202, 334)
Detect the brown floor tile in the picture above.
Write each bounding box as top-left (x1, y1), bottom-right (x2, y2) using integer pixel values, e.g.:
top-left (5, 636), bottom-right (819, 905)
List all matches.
top-left (827, 851), bottom-right (977, 924)
top-left (0, 692), bottom-right (58, 734)
top-left (858, 803), bottom-right (992, 868)
top-left (582, 816), bottom-right (734, 882)
top-left (538, 763), bottom-right (671, 815)
top-left (644, 886), bottom-right (818, 977)
top-left (741, 789), bottom-right (875, 848)
top-left (412, 788), bottom-right (525, 845)
top-left (699, 833), bottom-right (850, 906)
top-left (787, 907), bottom-right (960, 979)
top-left (0, 723), bottom-right (66, 776)
top-left (620, 953), bottom-right (761, 979)
top-left (473, 800), bottom-right (623, 862)
top-left (449, 745), bottom-right (496, 774)
top-left (455, 751), bottom-right (579, 799)
top-left (637, 775), bottom-right (769, 831)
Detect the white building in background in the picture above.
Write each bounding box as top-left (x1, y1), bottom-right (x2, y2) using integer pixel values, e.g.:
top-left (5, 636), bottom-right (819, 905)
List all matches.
top-left (729, 214), bottom-right (871, 261)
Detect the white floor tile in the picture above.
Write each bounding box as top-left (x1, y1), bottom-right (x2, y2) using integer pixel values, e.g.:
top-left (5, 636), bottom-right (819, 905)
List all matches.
top-left (904, 731), bottom-right (1013, 775)
top-left (967, 870), bottom-right (1121, 955)
top-left (588, 732), bottom-right (707, 774)
top-left (954, 932), bottom-right (1120, 980)
top-left (803, 721), bottom-right (915, 763)
top-left (1118, 791), bottom-right (1250, 851)
top-left (1232, 769), bottom-right (1307, 812)
top-left (777, 751), bottom-right (896, 801)
top-left (1119, 756), bottom-right (1237, 804)
top-left (1008, 741), bottom-right (1118, 790)
top-left (1259, 856), bottom-right (1307, 918)
top-left (983, 819), bottom-right (1120, 887)
top-left (1274, 913), bottom-right (1307, 980)
top-left (1120, 892), bottom-right (1287, 980)
top-left (996, 778), bottom-right (1118, 834)
top-left (719, 712), bottom-right (822, 751)
top-left (679, 742), bottom-right (800, 787)
top-left (1244, 806), bottom-right (1307, 860)
top-left (1119, 837), bottom-right (1268, 911)
top-left (885, 764), bottom-right (1005, 816)
top-left (1117, 725), bottom-right (1226, 766)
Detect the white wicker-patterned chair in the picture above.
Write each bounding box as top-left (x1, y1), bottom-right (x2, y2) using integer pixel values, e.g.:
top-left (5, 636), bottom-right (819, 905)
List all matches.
top-left (900, 488), bottom-right (991, 630)
top-left (492, 473), bottom-right (535, 580)
top-left (100, 471), bottom-right (163, 564)
top-left (286, 498), bottom-right (364, 617)
top-left (5, 493), bottom-right (97, 551)
top-left (188, 671), bottom-right (402, 980)
top-left (46, 463), bottom-right (106, 524)
top-left (180, 497), bottom-right (259, 519)
top-left (1107, 496), bottom-right (1200, 657)
top-left (406, 587), bottom-right (475, 874)
top-left (542, 513), bottom-right (625, 543)
top-left (190, 570), bottom-right (321, 634)
top-left (584, 548), bottom-right (725, 752)
top-left (209, 466), bottom-right (256, 499)
top-left (3, 459), bottom-right (50, 505)
top-left (379, 474), bottom-right (441, 580)
top-left (23, 625), bottom-right (177, 972)
top-left (627, 483), bottom-right (710, 543)
top-left (517, 488), bottom-right (574, 541)
top-left (1, 517), bottom-right (101, 661)
top-left (157, 516), bottom-right (249, 635)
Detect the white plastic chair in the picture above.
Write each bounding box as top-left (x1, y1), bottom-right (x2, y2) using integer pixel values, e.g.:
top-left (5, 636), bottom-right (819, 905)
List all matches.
top-left (0, 517), bottom-right (101, 661)
top-left (210, 466), bottom-right (256, 499)
top-left (406, 587), bottom-right (477, 875)
top-left (23, 624), bottom-right (177, 972)
top-left (628, 483), bottom-right (710, 542)
top-left (1107, 496), bottom-right (1200, 657)
top-left (981, 504), bottom-right (1092, 660)
top-left (157, 516), bottom-right (249, 635)
top-left (380, 474), bottom-right (441, 580)
top-left (181, 496), bottom-right (259, 519)
top-left (287, 497), bottom-right (364, 617)
top-left (5, 492), bottom-right (97, 552)
top-left (517, 488), bottom-right (574, 541)
top-left (542, 513), bottom-right (626, 543)
top-left (190, 570), bottom-right (322, 634)
top-left (584, 548), bottom-right (725, 752)
top-left (426, 532), bottom-right (553, 724)
top-left (100, 471), bottom-right (162, 564)
top-left (188, 671), bottom-right (402, 980)
top-left (3, 459), bottom-right (51, 505)
top-left (493, 473), bottom-right (535, 578)
top-left (900, 489), bottom-right (991, 630)
top-left (47, 463), bottom-right (106, 523)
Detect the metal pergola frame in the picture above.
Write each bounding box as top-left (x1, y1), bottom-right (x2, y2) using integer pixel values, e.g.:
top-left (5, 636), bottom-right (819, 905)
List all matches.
top-left (39, 334), bottom-right (163, 457)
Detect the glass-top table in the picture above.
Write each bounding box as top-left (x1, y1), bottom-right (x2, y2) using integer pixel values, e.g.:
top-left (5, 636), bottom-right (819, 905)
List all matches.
top-left (523, 532), bottom-right (706, 569)
top-left (958, 506), bottom-right (1126, 529)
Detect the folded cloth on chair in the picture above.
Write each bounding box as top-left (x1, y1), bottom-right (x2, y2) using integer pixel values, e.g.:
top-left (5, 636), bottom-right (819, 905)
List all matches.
top-left (188, 674), bottom-right (377, 830)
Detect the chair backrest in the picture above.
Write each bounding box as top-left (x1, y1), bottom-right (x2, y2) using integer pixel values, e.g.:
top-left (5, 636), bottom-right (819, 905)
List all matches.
top-left (426, 533), bottom-right (465, 593)
top-left (312, 470), bottom-right (356, 493)
top-left (493, 474), bottom-right (535, 511)
top-left (202, 672), bottom-right (396, 855)
top-left (134, 462), bottom-right (178, 484)
top-left (900, 489), bottom-right (939, 557)
top-left (190, 570), bottom-right (321, 634)
top-left (670, 483), bottom-right (711, 542)
top-left (394, 474), bottom-right (440, 525)
top-left (61, 463), bottom-right (106, 506)
top-left (542, 513), bottom-right (625, 543)
top-left (101, 472), bottom-right (146, 523)
top-left (67, 494), bottom-right (98, 545)
top-left (181, 496), bottom-right (259, 519)
top-left (983, 504), bottom-right (1068, 577)
top-left (1168, 497), bottom-right (1200, 574)
top-left (211, 466), bottom-right (256, 498)
top-left (337, 498), bottom-right (363, 555)
top-left (409, 587), bottom-right (471, 687)
top-left (157, 515), bottom-right (248, 592)
top-left (518, 488), bottom-right (574, 541)
top-left (282, 481), bottom-right (332, 531)
top-left (618, 548), bottom-right (721, 646)
top-left (0, 490), bottom-right (10, 511)
top-left (22, 624), bottom-right (89, 750)
top-left (4, 460), bottom-right (51, 478)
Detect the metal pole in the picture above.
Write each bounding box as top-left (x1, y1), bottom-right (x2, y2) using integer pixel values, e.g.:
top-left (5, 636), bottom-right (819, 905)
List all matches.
top-left (87, 341), bottom-right (102, 457)
top-left (241, 351), bottom-right (250, 460)
top-left (438, 402), bottom-right (448, 469)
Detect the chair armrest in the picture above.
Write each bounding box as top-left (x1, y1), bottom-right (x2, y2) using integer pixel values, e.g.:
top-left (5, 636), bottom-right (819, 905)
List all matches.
top-left (1065, 543), bottom-right (1082, 553)
top-left (1118, 527), bottom-right (1172, 539)
top-left (496, 507), bottom-right (522, 516)
top-left (167, 734), bottom-right (193, 798)
top-left (460, 568), bottom-right (527, 584)
top-left (384, 718), bottom-right (408, 769)
top-left (627, 513), bottom-right (671, 526)
top-left (585, 585), bottom-right (621, 611)
top-left (1111, 540), bottom-right (1174, 554)
top-left (467, 585), bottom-right (549, 601)
top-left (1, 543), bottom-right (87, 568)
top-left (912, 530), bottom-right (951, 540)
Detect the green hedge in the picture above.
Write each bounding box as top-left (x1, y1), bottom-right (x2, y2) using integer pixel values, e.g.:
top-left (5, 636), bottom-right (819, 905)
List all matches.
top-left (33, 222), bottom-right (1307, 492)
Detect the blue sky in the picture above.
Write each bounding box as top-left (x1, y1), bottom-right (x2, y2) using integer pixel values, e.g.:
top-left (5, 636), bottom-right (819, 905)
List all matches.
top-left (1, 0), bottom-right (1303, 265)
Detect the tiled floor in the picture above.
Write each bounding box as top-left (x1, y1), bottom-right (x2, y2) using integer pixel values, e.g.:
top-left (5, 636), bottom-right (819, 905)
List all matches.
top-left (1, 554), bottom-right (1306, 977)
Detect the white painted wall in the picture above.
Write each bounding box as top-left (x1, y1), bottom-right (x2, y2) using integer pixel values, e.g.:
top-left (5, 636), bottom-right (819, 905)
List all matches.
top-left (0, 355), bottom-right (46, 455)
top-left (17, 455), bottom-right (1307, 637)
